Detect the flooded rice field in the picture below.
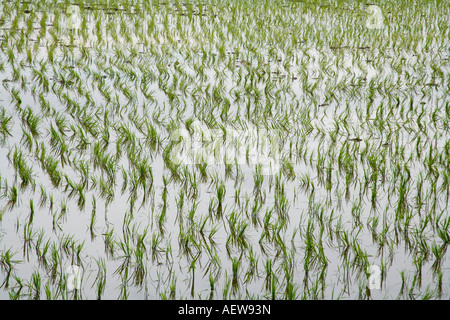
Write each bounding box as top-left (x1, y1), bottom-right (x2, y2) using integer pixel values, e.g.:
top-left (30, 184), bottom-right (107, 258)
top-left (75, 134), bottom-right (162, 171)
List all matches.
top-left (0, 0), bottom-right (449, 299)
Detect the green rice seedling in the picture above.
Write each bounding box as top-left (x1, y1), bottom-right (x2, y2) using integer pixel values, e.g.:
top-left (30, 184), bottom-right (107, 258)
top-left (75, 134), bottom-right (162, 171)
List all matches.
top-left (274, 180), bottom-right (289, 219)
top-left (29, 270), bottom-right (41, 300)
top-left (208, 223), bottom-right (219, 248)
top-left (0, 248), bottom-right (20, 289)
top-left (88, 196), bottom-right (97, 239)
top-left (168, 275), bottom-right (177, 300)
top-left (47, 243), bottom-right (60, 284)
top-left (94, 258), bottom-right (107, 300)
top-left (264, 258), bottom-right (273, 292)
top-left (60, 234), bottom-right (74, 258)
top-left (436, 215), bottom-right (450, 245)
top-left (21, 107), bottom-right (41, 139)
top-left (270, 271), bottom-right (278, 300)
top-left (208, 274), bottom-right (215, 300)
top-left (430, 242), bottom-right (445, 275)
top-left (103, 228), bottom-right (116, 259)
top-left (435, 270), bottom-right (443, 299)
top-left (8, 275), bottom-right (24, 300)
top-left (10, 147), bottom-right (35, 191)
top-left (99, 176), bottom-right (115, 205)
top-left (222, 272), bottom-right (231, 300)
top-left (6, 184), bottom-right (18, 210)
top-left (216, 181), bottom-right (225, 215)
top-left (157, 175), bottom-right (169, 224)
top-left (285, 271), bottom-right (299, 300)
top-left (188, 254), bottom-right (199, 298)
top-left (27, 199), bottom-right (34, 226)
top-left (115, 236), bottom-right (132, 285)
top-left (37, 237), bottom-right (51, 269)
top-left (231, 255), bottom-right (241, 294)
top-left (0, 108), bottom-right (13, 146)
top-left (133, 245), bottom-right (147, 287)
top-left (198, 214), bottom-right (210, 238)
top-left (44, 283), bottom-right (54, 300)
top-left (187, 200), bottom-right (200, 224)
top-left (20, 126), bottom-right (34, 153)
top-left (73, 241), bottom-right (84, 267)
top-left (151, 233), bottom-right (163, 263)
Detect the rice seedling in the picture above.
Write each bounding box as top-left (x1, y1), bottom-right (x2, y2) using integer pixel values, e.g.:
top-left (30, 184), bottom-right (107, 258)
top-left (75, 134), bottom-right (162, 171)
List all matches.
top-left (0, 107), bottom-right (13, 146)
top-left (28, 270), bottom-right (41, 300)
top-left (0, 249), bottom-right (20, 289)
top-left (6, 184), bottom-right (18, 210)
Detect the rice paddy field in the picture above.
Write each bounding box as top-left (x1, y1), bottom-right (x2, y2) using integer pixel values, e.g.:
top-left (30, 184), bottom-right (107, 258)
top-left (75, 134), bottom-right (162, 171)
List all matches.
top-left (0, 0), bottom-right (449, 300)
